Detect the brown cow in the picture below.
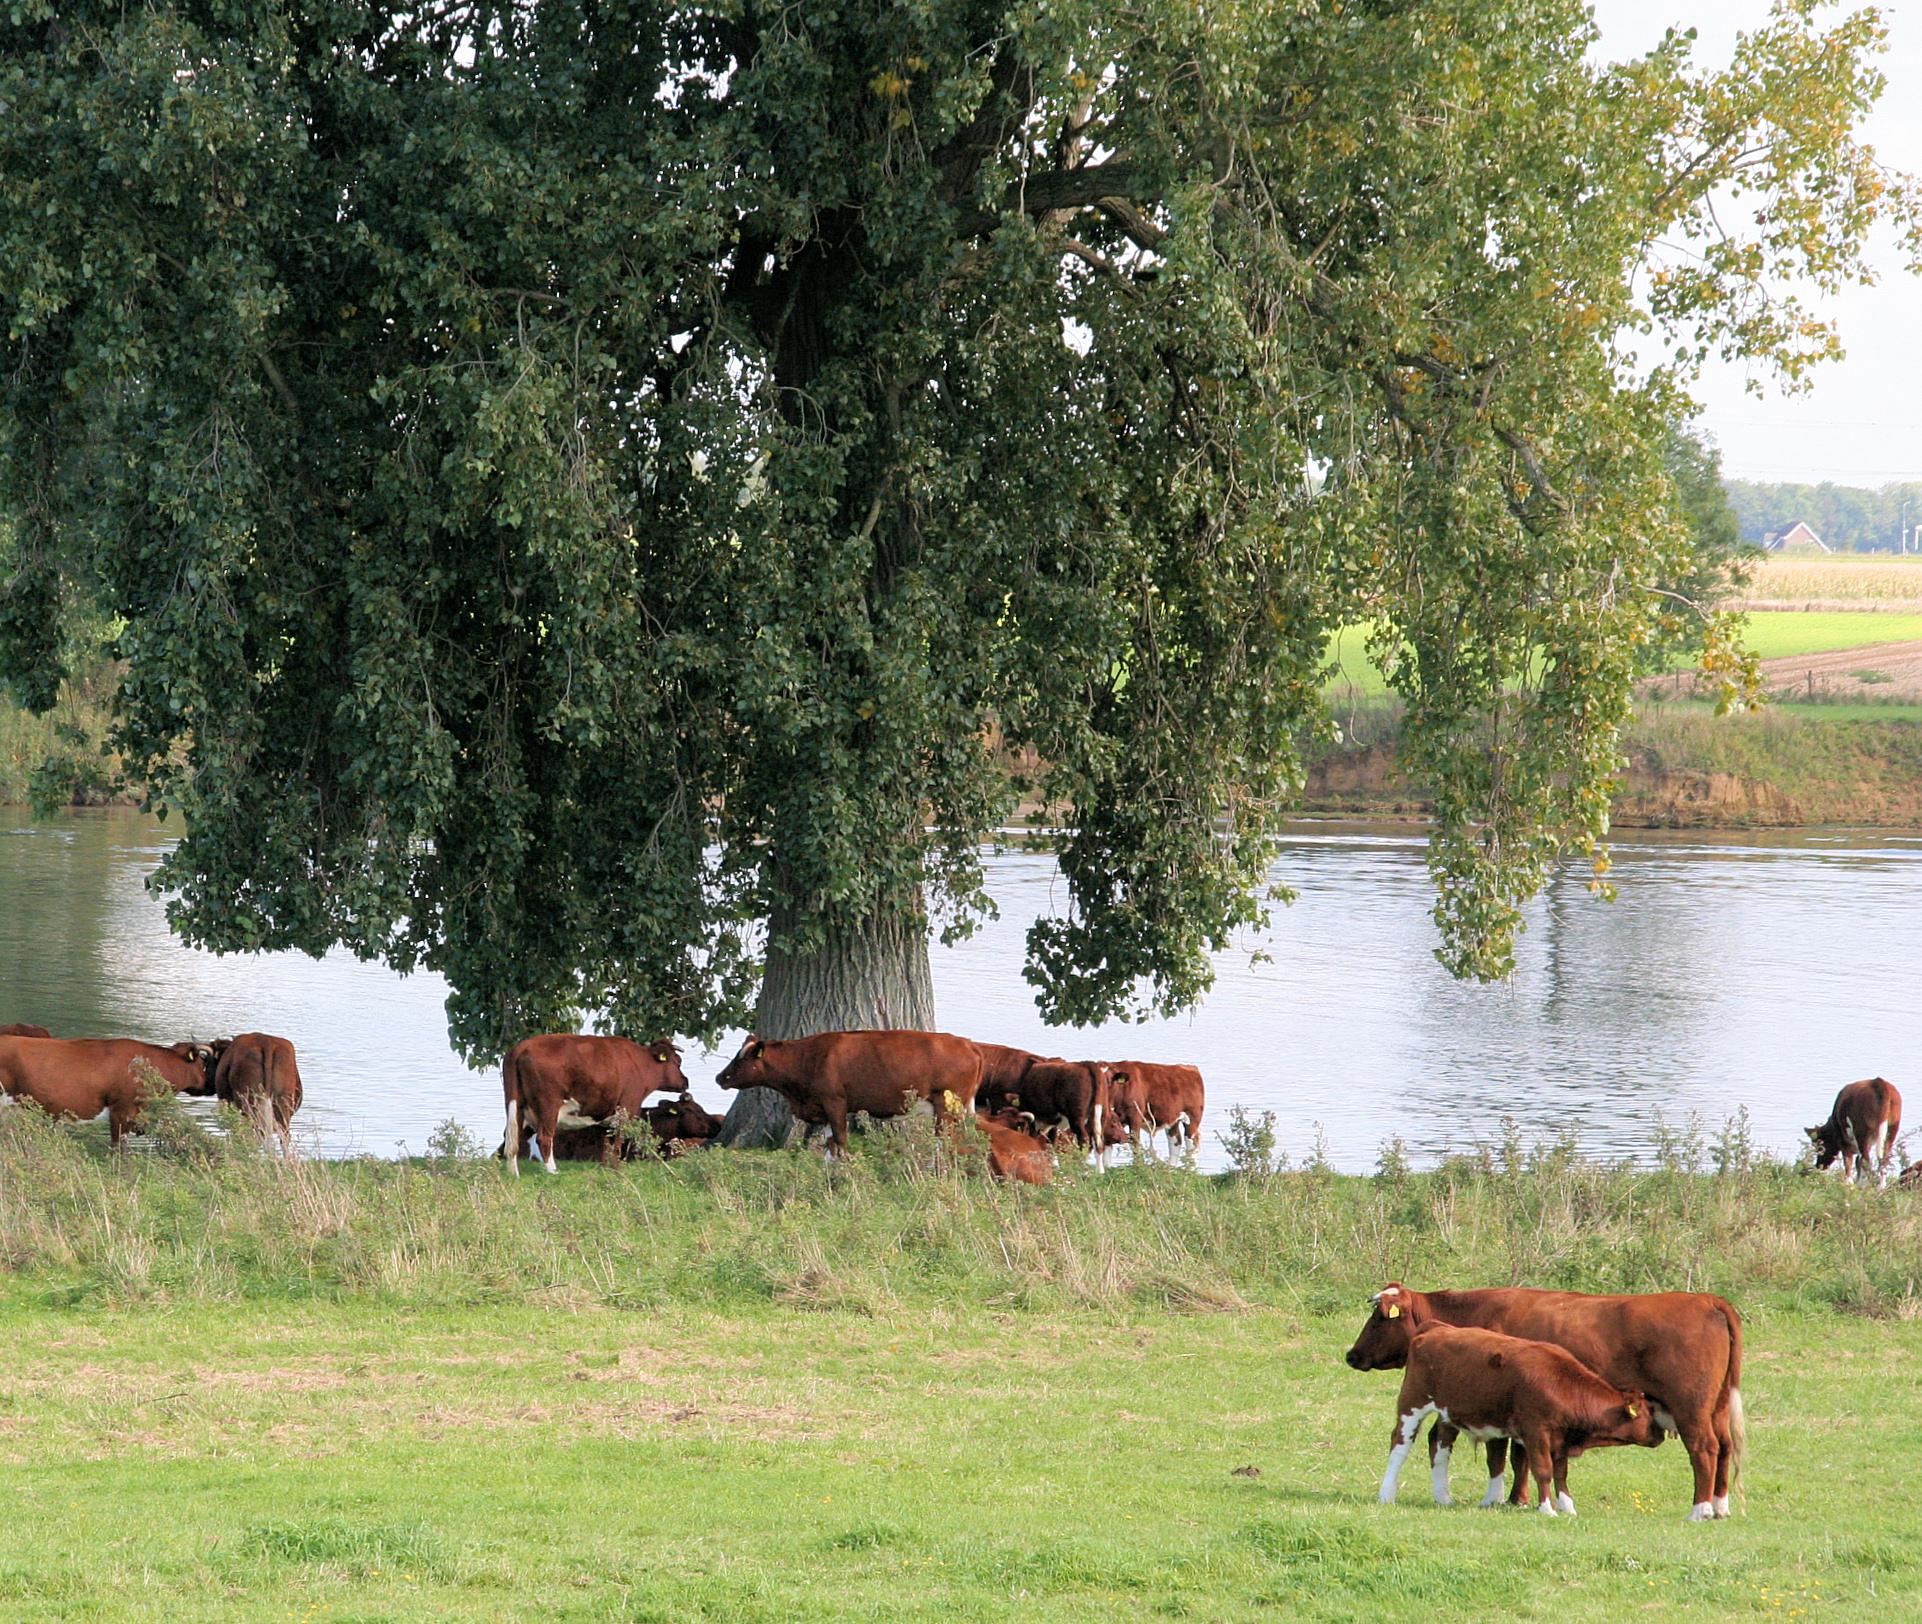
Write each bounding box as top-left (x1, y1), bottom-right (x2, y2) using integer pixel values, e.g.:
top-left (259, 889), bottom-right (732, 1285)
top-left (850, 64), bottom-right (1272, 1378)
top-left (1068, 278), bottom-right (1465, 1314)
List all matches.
top-left (1807, 1077), bottom-right (1902, 1187)
top-left (1008, 1059), bottom-right (1117, 1166)
top-left (1379, 1325), bottom-right (1662, 1516)
top-left (967, 1108), bottom-right (1054, 1185)
top-left (973, 1043), bottom-right (1041, 1114)
top-left (1346, 1281), bottom-right (1743, 1520)
top-left (1112, 1061), bottom-right (1204, 1158)
top-left (643, 1092), bottom-right (724, 1149)
top-left (715, 1030), bottom-right (985, 1156)
top-left (0, 1023), bottom-right (51, 1038)
top-left (208, 1033), bottom-right (304, 1154)
top-left (503, 1033), bottom-right (687, 1174)
top-left (0, 1034), bottom-right (215, 1146)
top-left (498, 1118), bottom-right (628, 1164)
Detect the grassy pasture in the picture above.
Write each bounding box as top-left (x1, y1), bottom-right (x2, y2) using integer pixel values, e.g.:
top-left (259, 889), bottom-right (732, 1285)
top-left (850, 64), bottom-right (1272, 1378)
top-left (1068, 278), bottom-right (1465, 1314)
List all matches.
top-left (4, 1108), bottom-right (1922, 1619)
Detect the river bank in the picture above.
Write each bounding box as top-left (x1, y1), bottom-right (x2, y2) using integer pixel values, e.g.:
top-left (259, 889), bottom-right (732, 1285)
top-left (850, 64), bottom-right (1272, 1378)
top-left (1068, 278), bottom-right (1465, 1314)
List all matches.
top-left (1306, 704), bottom-right (1922, 828)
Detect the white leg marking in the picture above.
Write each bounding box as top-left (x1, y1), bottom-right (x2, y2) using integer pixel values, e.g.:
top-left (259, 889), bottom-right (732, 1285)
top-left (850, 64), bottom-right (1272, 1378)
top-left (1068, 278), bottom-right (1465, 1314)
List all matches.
top-left (543, 1147), bottom-right (559, 1174)
top-left (1688, 1501), bottom-right (1714, 1522)
top-left (1538, 1499), bottom-right (1558, 1517)
top-left (1430, 1444), bottom-right (1453, 1506)
top-left (1379, 1442), bottom-right (1413, 1504)
top-left (1479, 1476), bottom-right (1506, 1508)
top-left (506, 1101), bottom-right (520, 1176)
top-left (1712, 1495), bottom-right (1730, 1518)
top-left (1556, 1491), bottom-right (1577, 1516)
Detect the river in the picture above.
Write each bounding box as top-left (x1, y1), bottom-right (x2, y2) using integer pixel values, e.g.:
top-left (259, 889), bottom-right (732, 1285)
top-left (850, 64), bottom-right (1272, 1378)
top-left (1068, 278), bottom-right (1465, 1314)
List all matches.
top-left (2, 808), bottom-right (1917, 1171)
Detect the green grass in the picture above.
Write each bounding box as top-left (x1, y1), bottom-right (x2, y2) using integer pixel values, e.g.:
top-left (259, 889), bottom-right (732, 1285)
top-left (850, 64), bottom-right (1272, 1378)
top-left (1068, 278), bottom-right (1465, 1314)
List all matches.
top-left (4, 1108), bottom-right (1922, 1618)
top-left (1737, 610), bottom-right (1922, 660)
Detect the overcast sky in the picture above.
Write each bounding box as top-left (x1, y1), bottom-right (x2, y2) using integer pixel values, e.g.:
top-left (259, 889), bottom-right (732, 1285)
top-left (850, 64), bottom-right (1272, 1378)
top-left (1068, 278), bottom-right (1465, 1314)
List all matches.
top-left (1589, 0), bottom-right (1922, 486)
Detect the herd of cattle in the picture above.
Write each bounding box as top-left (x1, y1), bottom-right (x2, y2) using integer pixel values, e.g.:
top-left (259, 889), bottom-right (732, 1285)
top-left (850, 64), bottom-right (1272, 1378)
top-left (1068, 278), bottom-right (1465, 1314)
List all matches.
top-left (1, 1018), bottom-right (1913, 1520)
top-left (501, 1027), bottom-right (1204, 1177)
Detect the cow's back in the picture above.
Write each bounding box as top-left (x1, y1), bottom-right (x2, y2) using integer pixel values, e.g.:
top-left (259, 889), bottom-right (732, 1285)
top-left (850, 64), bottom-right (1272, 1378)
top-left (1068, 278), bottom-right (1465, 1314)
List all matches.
top-left (805, 1030), bottom-right (986, 1114)
top-left (0, 1035), bottom-right (203, 1109)
top-left (509, 1033), bottom-right (666, 1117)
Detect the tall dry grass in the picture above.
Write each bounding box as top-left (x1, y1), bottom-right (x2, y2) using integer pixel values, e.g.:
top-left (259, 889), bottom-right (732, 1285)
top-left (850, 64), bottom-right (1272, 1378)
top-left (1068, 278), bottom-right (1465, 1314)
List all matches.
top-left (1736, 556), bottom-right (1922, 612)
top-left (1, 1101), bottom-right (1917, 1320)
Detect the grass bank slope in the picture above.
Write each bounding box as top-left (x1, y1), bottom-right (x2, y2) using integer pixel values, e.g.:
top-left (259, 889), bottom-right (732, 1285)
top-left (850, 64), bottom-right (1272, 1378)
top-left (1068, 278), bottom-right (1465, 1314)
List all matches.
top-left (2, 1116), bottom-right (1920, 1620)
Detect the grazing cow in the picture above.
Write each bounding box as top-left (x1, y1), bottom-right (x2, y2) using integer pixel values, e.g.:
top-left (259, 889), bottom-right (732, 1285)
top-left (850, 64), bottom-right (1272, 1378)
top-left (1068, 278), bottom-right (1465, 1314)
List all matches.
top-left (715, 1030), bottom-right (986, 1155)
top-left (0, 1034), bottom-right (216, 1146)
top-left (972, 1043), bottom-right (1041, 1114)
top-left (967, 1108), bottom-right (1054, 1186)
top-left (1008, 1059), bottom-right (1117, 1165)
top-left (1109, 1061), bottom-right (1204, 1158)
top-left (1807, 1078), bottom-right (1902, 1187)
top-left (208, 1032), bottom-right (304, 1154)
top-left (0, 1023), bottom-right (51, 1038)
top-left (1379, 1325), bottom-right (1662, 1515)
top-left (503, 1033), bottom-right (688, 1174)
top-left (1346, 1281), bottom-right (1743, 1520)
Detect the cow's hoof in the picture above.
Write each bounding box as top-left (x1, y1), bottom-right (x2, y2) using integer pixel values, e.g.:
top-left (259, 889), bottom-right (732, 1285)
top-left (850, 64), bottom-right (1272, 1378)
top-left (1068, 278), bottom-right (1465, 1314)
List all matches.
top-left (1555, 1493), bottom-right (1577, 1516)
top-left (1712, 1497), bottom-right (1730, 1519)
top-left (1537, 1502), bottom-right (1558, 1517)
top-left (1688, 1502), bottom-right (1714, 1522)
top-left (1433, 1494), bottom-right (1454, 1508)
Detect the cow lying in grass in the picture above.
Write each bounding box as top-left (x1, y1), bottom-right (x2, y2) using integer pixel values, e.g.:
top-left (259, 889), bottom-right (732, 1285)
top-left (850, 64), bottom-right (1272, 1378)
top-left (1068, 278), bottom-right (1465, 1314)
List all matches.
top-left (1378, 1325), bottom-right (1662, 1516)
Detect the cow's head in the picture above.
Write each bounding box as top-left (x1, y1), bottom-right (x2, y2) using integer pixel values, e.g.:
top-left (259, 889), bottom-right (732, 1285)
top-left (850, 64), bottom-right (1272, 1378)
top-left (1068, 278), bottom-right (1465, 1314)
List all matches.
top-left (716, 1036), bottom-right (773, 1091)
top-left (1804, 1123), bottom-right (1842, 1170)
top-left (648, 1041), bottom-right (688, 1091)
top-left (169, 1040), bottom-right (220, 1094)
top-left (1344, 1284), bottom-right (1417, 1370)
top-left (1104, 1067), bottom-right (1146, 1137)
top-left (1599, 1390), bottom-right (1664, 1449)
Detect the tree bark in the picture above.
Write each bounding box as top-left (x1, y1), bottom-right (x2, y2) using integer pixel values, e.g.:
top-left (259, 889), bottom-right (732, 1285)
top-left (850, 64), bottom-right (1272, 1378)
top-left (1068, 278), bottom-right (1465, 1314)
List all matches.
top-left (715, 894), bottom-right (937, 1148)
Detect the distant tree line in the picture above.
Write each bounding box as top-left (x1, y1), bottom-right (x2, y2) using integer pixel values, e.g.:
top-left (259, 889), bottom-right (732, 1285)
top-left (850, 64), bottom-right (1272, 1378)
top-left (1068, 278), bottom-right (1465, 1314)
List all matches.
top-left (1724, 481), bottom-right (1922, 552)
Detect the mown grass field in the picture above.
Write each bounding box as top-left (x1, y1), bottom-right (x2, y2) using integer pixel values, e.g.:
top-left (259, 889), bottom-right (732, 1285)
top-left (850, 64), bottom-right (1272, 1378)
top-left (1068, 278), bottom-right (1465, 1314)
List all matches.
top-left (4, 1107), bottom-right (1922, 1620)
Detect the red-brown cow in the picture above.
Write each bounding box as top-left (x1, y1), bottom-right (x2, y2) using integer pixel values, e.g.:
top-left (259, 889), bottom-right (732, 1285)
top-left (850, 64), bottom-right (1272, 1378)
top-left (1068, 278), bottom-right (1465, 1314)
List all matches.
top-left (1010, 1059), bottom-right (1117, 1166)
top-left (643, 1092), bottom-right (724, 1149)
top-left (0, 1023), bottom-right (51, 1038)
top-left (0, 1034), bottom-right (215, 1146)
top-left (1111, 1061), bottom-right (1205, 1159)
top-left (209, 1032), bottom-right (304, 1154)
top-left (715, 1030), bottom-right (985, 1155)
top-left (967, 1108), bottom-right (1054, 1186)
top-left (503, 1033), bottom-right (687, 1174)
top-left (499, 1119), bottom-right (631, 1165)
top-left (972, 1043), bottom-right (1041, 1115)
top-left (1346, 1281), bottom-right (1744, 1520)
top-left (1808, 1077), bottom-right (1902, 1187)
top-left (1379, 1325), bottom-right (1662, 1516)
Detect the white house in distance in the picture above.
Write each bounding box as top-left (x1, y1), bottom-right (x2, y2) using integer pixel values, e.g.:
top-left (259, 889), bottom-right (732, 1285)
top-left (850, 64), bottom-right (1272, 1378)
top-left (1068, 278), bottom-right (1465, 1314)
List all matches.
top-left (1762, 521), bottom-right (1831, 554)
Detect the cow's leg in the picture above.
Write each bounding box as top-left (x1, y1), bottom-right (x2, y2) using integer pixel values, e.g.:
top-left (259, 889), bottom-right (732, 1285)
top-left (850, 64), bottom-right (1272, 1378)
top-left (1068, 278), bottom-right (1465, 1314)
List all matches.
top-left (1522, 1433), bottom-right (1557, 1515)
top-left (107, 1101), bottom-right (132, 1150)
top-left (1710, 1404), bottom-right (1735, 1518)
top-left (535, 1097), bottom-right (563, 1174)
top-left (1478, 1440), bottom-right (1509, 1507)
top-left (1552, 1451), bottom-right (1576, 1516)
top-left (1379, 1403), bottom-right (1434, 1504)
top-left (824, 1104), bottom-right (850, 1160)
top-left (1682, 1423), bottom-right (1719, 1520)
top-left (504, 1099), bottom-right (522, 1176)
top-left (1427, 1420), bottom-right (1455, 1506)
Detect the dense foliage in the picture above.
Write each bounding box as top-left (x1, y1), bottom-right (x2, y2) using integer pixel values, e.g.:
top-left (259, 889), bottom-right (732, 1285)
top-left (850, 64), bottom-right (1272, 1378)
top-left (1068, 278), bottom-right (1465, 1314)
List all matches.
top-left (1726, 479), bottom-right (1922, 553)
top-left (2, 1), bottom-right (1917, 1056)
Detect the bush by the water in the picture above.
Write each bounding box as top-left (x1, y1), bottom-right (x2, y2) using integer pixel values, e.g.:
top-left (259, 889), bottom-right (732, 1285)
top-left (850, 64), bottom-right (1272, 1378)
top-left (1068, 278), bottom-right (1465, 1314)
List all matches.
top-left (2, 1103), bottom-right (1916, 1322)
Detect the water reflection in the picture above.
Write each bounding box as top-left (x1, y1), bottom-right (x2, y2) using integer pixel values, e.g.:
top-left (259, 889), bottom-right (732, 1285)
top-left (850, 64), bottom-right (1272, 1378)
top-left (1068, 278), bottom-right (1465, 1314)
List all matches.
top-left (2, 810), bottom-right (1917, 1170)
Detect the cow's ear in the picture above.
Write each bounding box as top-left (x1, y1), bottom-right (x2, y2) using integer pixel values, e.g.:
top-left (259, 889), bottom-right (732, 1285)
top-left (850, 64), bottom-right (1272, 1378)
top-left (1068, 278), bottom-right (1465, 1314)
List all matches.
top-left (1805, 1126), bottom-right (1823, 1140)
top-left (1487, 1351), bottom-right (1504, 1369)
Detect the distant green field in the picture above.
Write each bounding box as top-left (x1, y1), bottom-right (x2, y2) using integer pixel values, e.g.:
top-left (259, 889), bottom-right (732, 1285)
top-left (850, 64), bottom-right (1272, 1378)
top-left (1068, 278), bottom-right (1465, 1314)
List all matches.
top-left (1323, 612), bottom-right (1922, 700)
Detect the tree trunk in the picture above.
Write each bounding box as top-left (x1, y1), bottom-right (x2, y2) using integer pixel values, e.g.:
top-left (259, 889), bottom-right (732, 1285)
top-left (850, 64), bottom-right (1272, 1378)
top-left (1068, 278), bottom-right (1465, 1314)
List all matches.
top-left (715, 895), bottom-right (937, 1148)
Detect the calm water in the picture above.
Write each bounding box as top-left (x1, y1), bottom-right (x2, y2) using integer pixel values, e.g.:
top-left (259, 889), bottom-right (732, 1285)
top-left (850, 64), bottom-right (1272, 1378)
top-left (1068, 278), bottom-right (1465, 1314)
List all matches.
top-left (2, 808), bottom-right (1917, 1171)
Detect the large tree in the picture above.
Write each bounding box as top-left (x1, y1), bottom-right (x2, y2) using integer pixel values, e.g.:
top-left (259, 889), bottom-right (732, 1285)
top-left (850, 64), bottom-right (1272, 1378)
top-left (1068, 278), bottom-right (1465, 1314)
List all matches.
top-left (3, 2), bottom-right (1916, 1128)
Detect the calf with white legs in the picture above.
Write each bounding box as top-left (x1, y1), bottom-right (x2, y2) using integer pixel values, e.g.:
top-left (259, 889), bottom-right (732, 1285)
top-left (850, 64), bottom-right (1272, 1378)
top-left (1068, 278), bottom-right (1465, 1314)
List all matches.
top-left (1378, 1325), bottom-right (1662, 1515)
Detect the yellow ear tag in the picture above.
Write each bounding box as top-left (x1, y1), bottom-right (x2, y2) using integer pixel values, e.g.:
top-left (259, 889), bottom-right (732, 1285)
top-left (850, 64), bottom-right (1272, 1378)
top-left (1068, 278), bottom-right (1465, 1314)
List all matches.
top-left (1626, 1404), bottom-right (1639, 1417)
top-left (1385, 1305), bottom-right (1400, 1320)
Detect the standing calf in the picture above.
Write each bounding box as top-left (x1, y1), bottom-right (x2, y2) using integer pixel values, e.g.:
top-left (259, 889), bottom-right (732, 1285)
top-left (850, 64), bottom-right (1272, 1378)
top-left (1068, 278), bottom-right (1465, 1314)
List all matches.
top-left (1379, 1325), bottom-right (1662, 1516)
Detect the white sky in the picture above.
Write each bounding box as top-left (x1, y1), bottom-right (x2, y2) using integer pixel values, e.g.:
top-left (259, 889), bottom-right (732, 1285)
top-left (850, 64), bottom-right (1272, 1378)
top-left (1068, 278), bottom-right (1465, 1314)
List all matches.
top-left (1591, 0), bottom-right (1922, 485)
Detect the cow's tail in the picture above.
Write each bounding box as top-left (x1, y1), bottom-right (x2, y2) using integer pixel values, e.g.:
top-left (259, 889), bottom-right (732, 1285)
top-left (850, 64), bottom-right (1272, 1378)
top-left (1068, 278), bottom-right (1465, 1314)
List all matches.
top-left (1720, 1298), bottom-right (1745, 1513)
top-left (502, 1046), bottom-right (523, 1176)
